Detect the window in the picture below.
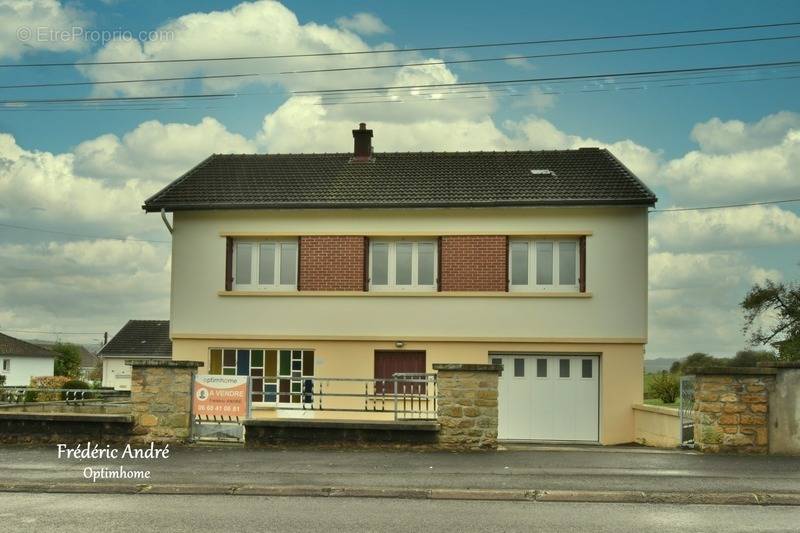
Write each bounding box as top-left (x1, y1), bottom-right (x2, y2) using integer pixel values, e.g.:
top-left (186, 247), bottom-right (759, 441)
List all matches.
top-left (369, 240), bottom-right (437, 290)
top-left (233, 239), bottom-right (297, 290)
top-left (509, 238), bottom-right (580, 291)
top-left (582, 359), bottom-right (593, 378)
top-left (559, 359), bottom-right (570, 378)
top-left (514, 358), bottom-right (525, 377)
top-left (209, 348), bottom-right (314, 405)
top-left (536, 359), bottom-right (547, 378)
top-left (1, 358), bottom-right (9, 372)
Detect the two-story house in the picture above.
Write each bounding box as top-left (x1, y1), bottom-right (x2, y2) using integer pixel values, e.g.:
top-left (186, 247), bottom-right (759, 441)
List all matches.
top-left (143, 123), bottom-right (656, 445)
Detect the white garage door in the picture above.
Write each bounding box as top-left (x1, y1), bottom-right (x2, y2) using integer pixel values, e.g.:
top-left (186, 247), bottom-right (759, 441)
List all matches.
top-left (493, 354), bottom-right (599, 442)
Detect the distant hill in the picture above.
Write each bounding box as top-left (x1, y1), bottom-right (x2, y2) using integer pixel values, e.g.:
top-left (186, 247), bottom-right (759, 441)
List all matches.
top-left (644, 358), bottom-right (680, 373)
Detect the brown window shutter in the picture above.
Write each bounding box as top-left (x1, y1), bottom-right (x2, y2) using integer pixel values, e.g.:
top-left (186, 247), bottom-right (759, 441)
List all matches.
top-left (296, 237), bottom-right (302, 291)
top-left (437, 236), bottom-right (443, 291)
top-left (579, 235), bottom-right (587, 293)
top-left (504, 236), bottom-right (510, 292)
top-left (363, 236), bottom-right (369, 292)
top-left (225, 237), bottom-right (233, 291)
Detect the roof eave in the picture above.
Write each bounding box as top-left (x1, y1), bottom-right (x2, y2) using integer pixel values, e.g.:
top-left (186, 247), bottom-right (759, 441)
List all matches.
top-left (145, 198), bottom-right (656, 213)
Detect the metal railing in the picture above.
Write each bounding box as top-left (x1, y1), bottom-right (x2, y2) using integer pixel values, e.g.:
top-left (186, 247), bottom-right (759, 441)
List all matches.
top-left (0, 387), bottom-right (130, 406)
top-left (253, 373), bottom-right (438, 420)
top-left (679, 375), bottom-right (696, 447)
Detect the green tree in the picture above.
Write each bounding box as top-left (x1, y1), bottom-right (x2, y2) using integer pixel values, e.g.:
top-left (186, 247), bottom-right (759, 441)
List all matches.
top-left (52, 342), bottom-right (82, 378)
top-left (741, 279), bottom-right (800, 361)
top-left (728, 349), bottom-right (777, 367)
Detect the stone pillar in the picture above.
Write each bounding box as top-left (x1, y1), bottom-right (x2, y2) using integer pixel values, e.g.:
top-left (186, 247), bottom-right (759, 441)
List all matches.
top-left (763, 362), bottom-right (800, 455)
top-left (690, 367), bottom-right (776, 454)
top-left (433, 363), bottom-right (501, 450)
top-left (128, 359), bottom-right (202, 443)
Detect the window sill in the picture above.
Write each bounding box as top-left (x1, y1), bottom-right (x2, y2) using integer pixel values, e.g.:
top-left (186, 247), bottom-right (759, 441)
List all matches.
top-left (218, 290), bottom-right (592, 298)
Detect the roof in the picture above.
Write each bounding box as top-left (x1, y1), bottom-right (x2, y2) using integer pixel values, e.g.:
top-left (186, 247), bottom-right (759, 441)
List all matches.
top-left (143, 148), bottom-right (657, 212)
top-left (98, 320), bottom-right (172, 358)
top-left (33, 340), bottom-right (99, 367)
top-left (0, 333), bottom-right (57, 358)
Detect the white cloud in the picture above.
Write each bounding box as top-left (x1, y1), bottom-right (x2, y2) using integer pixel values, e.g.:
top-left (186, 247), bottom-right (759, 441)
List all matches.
top-left (335, 13), bottom-right (390, 35)
top-left (657, 114), bottom-right (800, 204)
top-left (690, 111), bottom-right (800, 154)
top-left (73, 117), bottom-right (256, 182)
top-left (0, 0), bottom-right (90, 59)
top-left (0, 117), bottom-right (254, 238)
top-left (0, 239), bottom-right (170, 344)
top-left (0, 133), bottom-right (155, 231)
top-left (650, 205), bottom-right (800, 252)
top-left (79, 0), bottom-right (404, 97)
top-left (648, 251), bottom-right (782, 356)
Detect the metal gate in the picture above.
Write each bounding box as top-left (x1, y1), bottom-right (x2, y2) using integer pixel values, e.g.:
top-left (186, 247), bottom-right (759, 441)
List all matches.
top-left (679, 375), bottom-right (695, 447)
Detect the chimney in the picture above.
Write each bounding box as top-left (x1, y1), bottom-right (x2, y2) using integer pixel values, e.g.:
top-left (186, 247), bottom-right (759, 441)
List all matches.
top-left (352, 122), bottom-right (373, 160)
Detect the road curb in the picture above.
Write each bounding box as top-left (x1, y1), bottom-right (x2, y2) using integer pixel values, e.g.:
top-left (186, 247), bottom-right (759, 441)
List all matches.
top-left (0, 482), bottom-right (798, 506)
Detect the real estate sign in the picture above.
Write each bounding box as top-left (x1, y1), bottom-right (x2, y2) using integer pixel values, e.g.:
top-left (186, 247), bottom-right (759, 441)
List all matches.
top-left (192, 375), bottom-right (249, 418)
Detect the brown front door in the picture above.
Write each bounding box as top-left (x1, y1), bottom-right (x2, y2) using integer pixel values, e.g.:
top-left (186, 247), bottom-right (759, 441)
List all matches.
top-left (374, 350), bottom-right (426, 394)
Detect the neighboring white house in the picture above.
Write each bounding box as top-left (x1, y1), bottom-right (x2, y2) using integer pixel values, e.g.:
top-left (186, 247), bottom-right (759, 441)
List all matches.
top-left (98, 320), bottom-right (172, 390)
top-left (0, 332), bottom-right (56, 386)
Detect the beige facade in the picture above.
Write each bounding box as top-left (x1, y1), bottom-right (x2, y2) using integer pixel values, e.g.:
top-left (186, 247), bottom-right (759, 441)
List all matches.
top-left (170, 207), bottom-right (648, 341)
top-left (173, 338), bottom-right (644, 445)
top-left (168, 205), bottom-right (649, 445)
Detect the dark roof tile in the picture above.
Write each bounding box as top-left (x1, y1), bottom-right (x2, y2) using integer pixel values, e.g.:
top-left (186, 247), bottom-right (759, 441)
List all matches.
top-left (0, 333), bottom-right (57, 358)
top-left (98, 320), bottom-right (171, 358)
top-left (143, 149), bottom-right (656, 211)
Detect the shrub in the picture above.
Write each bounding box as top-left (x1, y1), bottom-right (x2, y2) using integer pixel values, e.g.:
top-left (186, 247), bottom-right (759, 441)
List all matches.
top-left (27, 376), bottom-right (71, 402)
top-left (0, 374), bottom-right (5, 386)
top-left (650, 371), bottom-right (680, 404)
top-left (62, 379), bottom-right (90, 389)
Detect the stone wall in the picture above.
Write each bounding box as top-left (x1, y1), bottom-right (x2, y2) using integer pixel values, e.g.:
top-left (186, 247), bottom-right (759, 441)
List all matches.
top-left (434, 363), bottom-right (500, 450)
top-left (0, 413), bottom-right (134, 444)
top-left (691, 368), bottom-right (775, 454)
top-left (129, 359), bottom-right (202, 443)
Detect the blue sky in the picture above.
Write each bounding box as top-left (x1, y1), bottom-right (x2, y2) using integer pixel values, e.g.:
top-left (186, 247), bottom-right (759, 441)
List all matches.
top-left (0, 0), bottom-right (798, 356)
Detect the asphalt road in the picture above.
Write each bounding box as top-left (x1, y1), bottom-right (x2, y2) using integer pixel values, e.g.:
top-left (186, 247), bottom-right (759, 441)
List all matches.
top-left (2, 444), bottom-right (799, 493)
top-left (2, 493), bottom-right (799, 533)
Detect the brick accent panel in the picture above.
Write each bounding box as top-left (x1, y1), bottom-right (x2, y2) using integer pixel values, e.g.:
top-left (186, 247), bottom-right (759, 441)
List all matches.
top-left (298, 236), bottom-right (366, 291)
top-left (440, 235), bottom-right (507, 291)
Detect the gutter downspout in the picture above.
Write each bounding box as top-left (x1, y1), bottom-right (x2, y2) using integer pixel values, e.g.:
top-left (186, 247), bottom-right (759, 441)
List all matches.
top-left (160, 208), bottom-right (173, 234)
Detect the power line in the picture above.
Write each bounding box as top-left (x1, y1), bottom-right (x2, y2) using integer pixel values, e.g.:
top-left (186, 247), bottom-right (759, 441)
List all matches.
top-left (0, 328), bottom-right (104, 336)
top-left (0, 222), bottom-right (171, 244)
top-left (2, 21), bottom-right (799, 68)
top-left (0, 92), bottom-right (234, 105)
top-left (650, 198), bottom-right (800, 213)
top-left (293, 59), bottom-right (800, 95)
top-left (0, 73), bottom-right (257, 90)
top-left (280, 34), bottom-right (800, 75)
top-left (314, 72), bottom-right (800, 106)
top-left (2, 59), bottom-right (793, 108)
top-left (3, 33), bottom-right (799, 90)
